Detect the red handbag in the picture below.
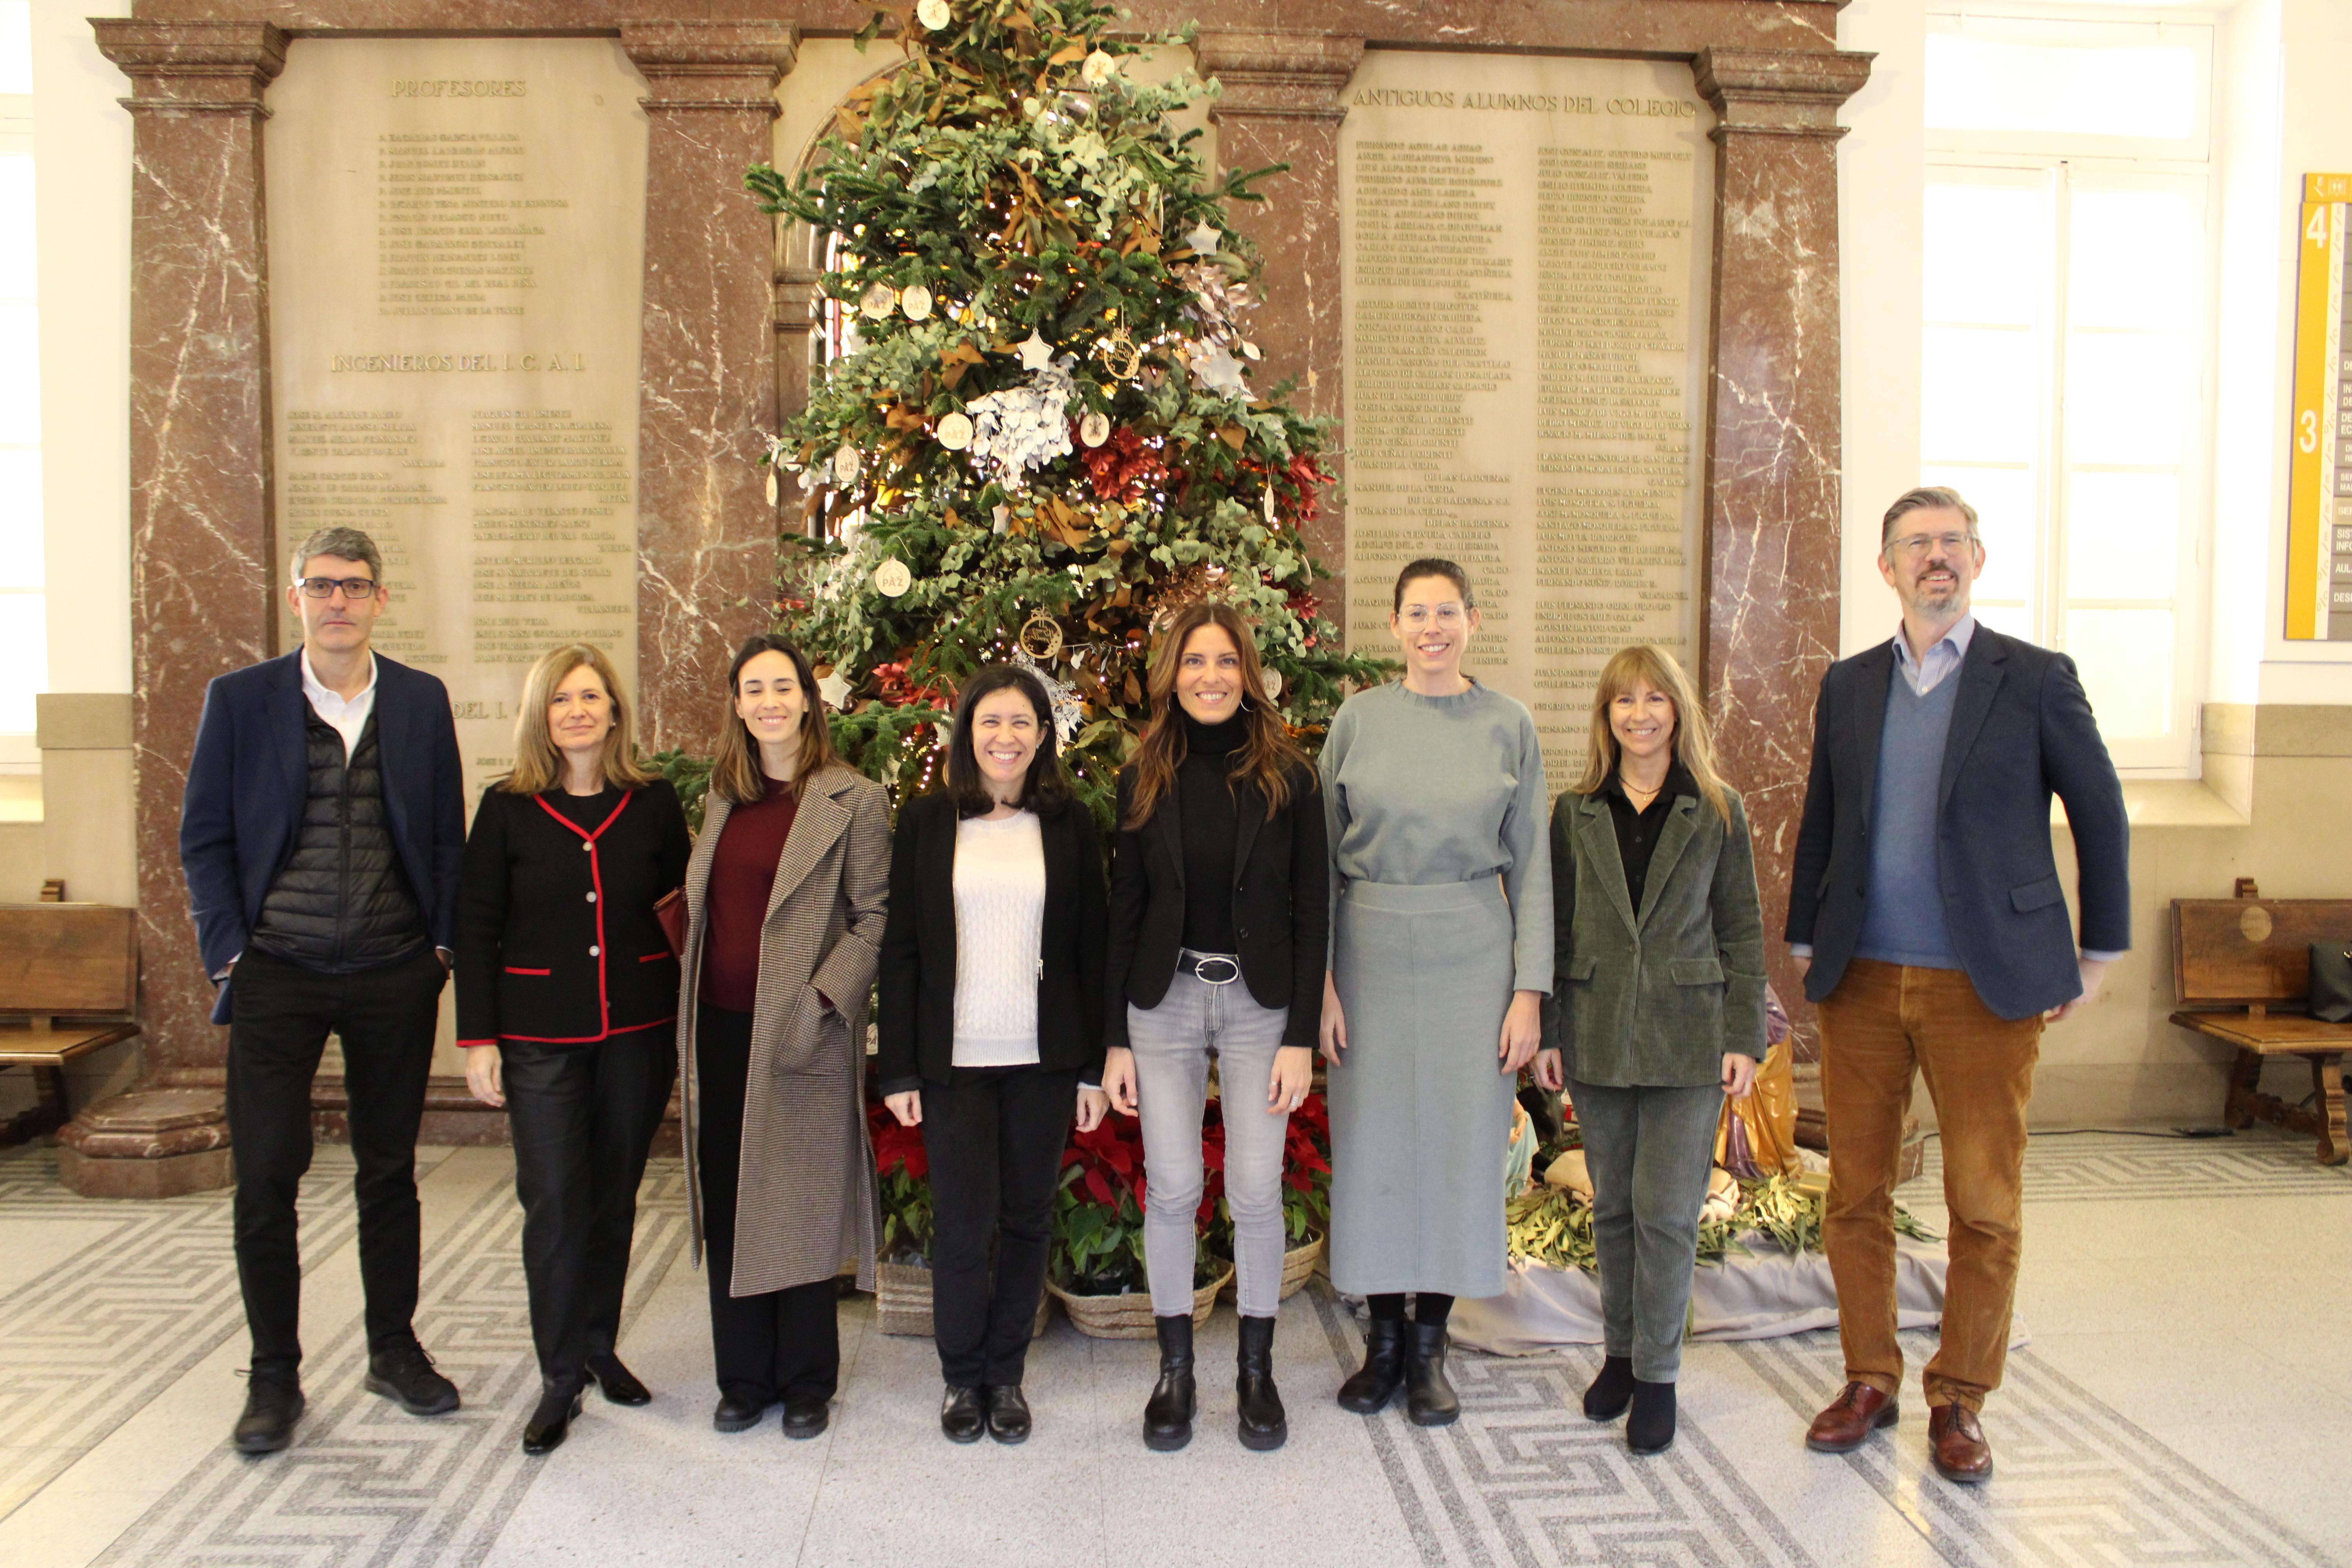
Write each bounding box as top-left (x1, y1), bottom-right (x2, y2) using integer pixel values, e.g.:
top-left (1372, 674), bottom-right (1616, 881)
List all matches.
top-left (653, 887), bottom-right (688, 957)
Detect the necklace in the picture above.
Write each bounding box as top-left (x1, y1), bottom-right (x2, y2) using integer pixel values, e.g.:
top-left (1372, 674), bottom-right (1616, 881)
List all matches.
top-left (1619, 772), bottom-right (1664, 805)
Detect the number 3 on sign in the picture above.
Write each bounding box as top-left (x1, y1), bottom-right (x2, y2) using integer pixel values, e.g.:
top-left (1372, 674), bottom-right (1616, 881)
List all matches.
top-left (2301, 408), bottom-right (2321, 454)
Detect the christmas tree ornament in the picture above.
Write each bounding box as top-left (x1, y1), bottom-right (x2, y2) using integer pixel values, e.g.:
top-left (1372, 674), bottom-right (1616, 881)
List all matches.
top-left (832, 445), bottom-right (861, 483)
top-left (858, 281), bottom-right (897, 319)
top-left (991, 503), bottom-right (1011, 534)
top-left (962, 356), bottom-right (1076, 487)
top-left (875, 558), bottom-right (913, 597)
top-left (765, 466), bottom-right (780, 506)
top-left (936, 411), bottom-right (974, 450)
top-left (1016, 329), bottom-right (1055, 372)
top-left (1261, 666), bottom-right (1283, 700)
top-left (1012, 646), bottom-right (1083, 746)
top-left (901, 283), bottom-right (934, 321)
top-left (1185, 221), bottom-right (1222, 257)
top-left (817, 666), bottom-right (854, 709)
top-left (1080, 49), bottom-right (1119, 85)
top-left (1017, 610), bottom-right (1065, 662)
top-left (1092, 322), bottom-right (1143, 379)
top-left (1079, 410), bottom-right (1111, 448)
top-left (1187, 341), bottom-right (1249, 399)
top-left (1263, 486), bottom-right (1276, 523)
top-left (917, 0), bottom-right (951, 29)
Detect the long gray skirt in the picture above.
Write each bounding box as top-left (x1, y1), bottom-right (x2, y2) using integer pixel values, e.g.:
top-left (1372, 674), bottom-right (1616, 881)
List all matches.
top-left (1327, 878), bottom-right (1517, 1299)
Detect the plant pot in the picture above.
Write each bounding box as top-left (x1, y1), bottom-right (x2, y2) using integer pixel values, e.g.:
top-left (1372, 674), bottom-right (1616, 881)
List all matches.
top-left (1047, 1259), bottom-right (1233, 1339)
top-left (1216, 1231), bottom-right (1326, 1305)
top-left (875, 1258), bottom-right (1052, 1340)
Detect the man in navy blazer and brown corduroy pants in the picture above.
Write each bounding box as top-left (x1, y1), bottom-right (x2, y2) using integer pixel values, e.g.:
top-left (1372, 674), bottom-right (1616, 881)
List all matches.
top-left (1785, 487), bottom-right (2129, 1486)
top-left (180, 526), bottom-right (468, 1457)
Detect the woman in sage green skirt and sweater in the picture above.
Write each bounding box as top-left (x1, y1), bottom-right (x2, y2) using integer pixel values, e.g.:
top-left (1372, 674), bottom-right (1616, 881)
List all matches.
top-left (1541, 643), bottom-right (1765, 1457)
top-left (1319, 558), bottom-right (1553, 1426)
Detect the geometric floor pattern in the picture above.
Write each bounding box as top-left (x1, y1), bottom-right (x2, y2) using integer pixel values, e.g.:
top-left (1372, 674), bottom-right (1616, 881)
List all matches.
top-left (1, 1128), bottom-right (2345, 1568)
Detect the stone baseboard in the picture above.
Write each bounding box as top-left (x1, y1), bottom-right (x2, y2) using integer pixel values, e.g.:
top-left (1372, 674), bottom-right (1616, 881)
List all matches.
top-left (56, 1140), bottom-right (233, 1198)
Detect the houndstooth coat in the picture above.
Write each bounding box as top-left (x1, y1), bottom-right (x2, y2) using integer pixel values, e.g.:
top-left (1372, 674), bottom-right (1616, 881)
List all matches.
top-left (677, 762), bottom-right (891, 1297)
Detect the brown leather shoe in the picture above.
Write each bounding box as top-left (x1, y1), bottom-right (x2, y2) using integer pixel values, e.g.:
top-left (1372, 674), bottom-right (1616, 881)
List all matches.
top-left (1804, 1381), bottom-right (1900, 1452)
top-left (1927, 1404), bottom-right (1993, 1483)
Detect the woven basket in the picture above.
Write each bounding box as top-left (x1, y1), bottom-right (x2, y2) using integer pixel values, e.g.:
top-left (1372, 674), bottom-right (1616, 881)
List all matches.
top-left (1048, 1260), bottom-right (1232, 1339)
top-left (1215, 1232), bottom-right (1325, 1305)
top-left (875, 1259), bottom-right (1053, 1340)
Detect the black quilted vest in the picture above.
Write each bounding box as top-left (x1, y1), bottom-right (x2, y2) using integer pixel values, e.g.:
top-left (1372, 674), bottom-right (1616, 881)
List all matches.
top-left (247, 707), bottom-right (429, 974)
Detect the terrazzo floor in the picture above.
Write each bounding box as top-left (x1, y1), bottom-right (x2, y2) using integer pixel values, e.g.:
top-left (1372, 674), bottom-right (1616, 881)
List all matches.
top-left (0, 1129), bottom-right (2345, 1568)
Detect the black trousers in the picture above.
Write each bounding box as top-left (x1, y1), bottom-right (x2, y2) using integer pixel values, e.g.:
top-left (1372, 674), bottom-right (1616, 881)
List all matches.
top-left (697, 1006), bottom-right (839, 1406)
top-left (226, 946), bottom-right (446, 1376)
top-left (921, 1065), bottom-right (1076, 1388)
top-left (501, 1030), bottom-right (677, 1391)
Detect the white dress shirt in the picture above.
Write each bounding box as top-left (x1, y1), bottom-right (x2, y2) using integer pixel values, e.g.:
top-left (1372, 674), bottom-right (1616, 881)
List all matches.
top-left (300, 647), bottom-right (379, 761)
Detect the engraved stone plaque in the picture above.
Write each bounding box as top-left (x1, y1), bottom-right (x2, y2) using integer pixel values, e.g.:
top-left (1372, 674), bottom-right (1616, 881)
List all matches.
top-left (266, 39), bottom-right (648, 799)
top-left (1340, 54), bottom-right (1713, 772)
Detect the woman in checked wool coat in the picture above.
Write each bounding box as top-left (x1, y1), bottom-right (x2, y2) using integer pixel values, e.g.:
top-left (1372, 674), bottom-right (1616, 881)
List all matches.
top-left (673, 634), bottom-right (891, 1440)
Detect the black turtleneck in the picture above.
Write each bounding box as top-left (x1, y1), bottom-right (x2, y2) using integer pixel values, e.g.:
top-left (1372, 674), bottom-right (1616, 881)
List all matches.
top-left (1176, 710), bottom-right (1245, 953)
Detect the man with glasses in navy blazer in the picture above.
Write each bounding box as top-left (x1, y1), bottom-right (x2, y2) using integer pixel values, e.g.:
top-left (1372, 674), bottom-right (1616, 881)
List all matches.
top-left (180, 526), bottom-right (467, 1455)
top-left (1786, 487), bottom-right (2128, 1485)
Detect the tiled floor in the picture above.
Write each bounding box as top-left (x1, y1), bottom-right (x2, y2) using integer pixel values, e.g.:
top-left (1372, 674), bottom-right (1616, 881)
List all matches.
top-left (0, 1129), bottom-right (2344, 1568)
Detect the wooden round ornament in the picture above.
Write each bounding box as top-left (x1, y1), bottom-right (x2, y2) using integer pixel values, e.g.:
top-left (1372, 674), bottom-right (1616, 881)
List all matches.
top-left (833, 445), bottom-right (862, 484)
top-left (1079, 410), bottom-right (1111, 448)
top-left (1017, 610), bottom-right (1064, 662)
top-left (875, 558), bottom-right (913, 597)
top-left (937, 411), bottom-right (975, 450)
top-left (901, 283), bottom-right (935, 321)
top-left (858, 281), bottom-right (897, 320)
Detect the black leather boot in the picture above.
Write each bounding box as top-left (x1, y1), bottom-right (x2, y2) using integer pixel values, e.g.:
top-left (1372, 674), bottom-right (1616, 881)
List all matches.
top-left (1337, 1317), bottom-right (1406, 1414)
top-left (1583, 1354), bottom-right (1635, 1421)
top-left (1627, 1379), bottom-right (1677, 1455)
top-left (1143, 1314), bottom-right (1196, 1452)
top-left (1404, 1322), bottom-right (1461, 1427)
top-left (1235, 1314), bottom-right (1287, 1451)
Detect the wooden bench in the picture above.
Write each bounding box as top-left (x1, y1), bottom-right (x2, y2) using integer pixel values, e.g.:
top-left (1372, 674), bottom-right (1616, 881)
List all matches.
top-left (0, 901), bottom-right (141, 1148)
top-left (2170, 883), bottom-right (2352, 1166)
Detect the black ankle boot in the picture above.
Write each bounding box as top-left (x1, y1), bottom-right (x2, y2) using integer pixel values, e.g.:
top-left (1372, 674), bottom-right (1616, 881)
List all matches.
top-left (1627, 1378), bottom-right (1677, 1454)
top-left (1143, 1314), bottom-right (1196, 1452)
top-left (1235, 1314), bottom-right (1287, 1451)
top-left (1404, 1322), bottom-right (1461, 1427)
top-left (1338, 1316), bottom-right (1406, 1414)
top-left (1583, 1355), bottom-right (1635, 1421)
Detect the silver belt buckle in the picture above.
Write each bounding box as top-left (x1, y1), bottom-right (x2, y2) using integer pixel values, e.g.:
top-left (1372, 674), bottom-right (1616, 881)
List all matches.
top-left (1188, 951), bottom-right (1241, 986)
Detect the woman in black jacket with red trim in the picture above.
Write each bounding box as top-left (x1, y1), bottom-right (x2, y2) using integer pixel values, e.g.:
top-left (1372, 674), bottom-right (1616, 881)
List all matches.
top-left (458, 644), bottom-right (691, 1457)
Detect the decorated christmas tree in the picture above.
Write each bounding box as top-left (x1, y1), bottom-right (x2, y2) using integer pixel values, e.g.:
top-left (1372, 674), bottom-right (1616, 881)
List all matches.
top-left (744, 0), bottom-right (1385, 826)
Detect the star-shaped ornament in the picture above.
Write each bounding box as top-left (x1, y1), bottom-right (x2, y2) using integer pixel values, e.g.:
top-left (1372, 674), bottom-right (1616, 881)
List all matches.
top-left (1017, 330), bottom-right (1055, 372)
top-left (1186, 222), bottom-right (1222, 257)
top-left (817, 668), bottom-right (853, 710)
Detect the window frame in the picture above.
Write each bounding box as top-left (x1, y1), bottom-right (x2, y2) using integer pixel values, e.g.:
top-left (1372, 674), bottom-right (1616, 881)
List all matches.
top-left (1920, 9), bottom-right (2220, 777)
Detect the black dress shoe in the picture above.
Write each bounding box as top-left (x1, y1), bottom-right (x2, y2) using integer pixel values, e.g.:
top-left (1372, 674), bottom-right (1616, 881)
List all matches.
top-left (940, 1384), bottom-right (986, 1443)
top-left (1338, 1318), bottom-right (1406, 1414)
top-left (584, 1352), bottom-right (652, 1407)
top-left (1143, 1314), bottom-right (1196, 1452)
top-left (523, 1385), bottom-right (584, 1456)
top-left (713, 1393), bottom-right (770, 1433)
top-left (1403, 1323), bottom-right (1461, 1427)
top-left (780, 1396), bottom-right (829, 1439)
top-left (365, 1338), bottom-right (461, 1417)
top-left (1584, 1355), bottom-right (1635, 1421)
top-left (1235, 1314), bottom-right (1287, 1452)
top-left (231, 1376), bottom-right (305, 1455)
top-left (984, 1384), bottom-right (1031, 1445)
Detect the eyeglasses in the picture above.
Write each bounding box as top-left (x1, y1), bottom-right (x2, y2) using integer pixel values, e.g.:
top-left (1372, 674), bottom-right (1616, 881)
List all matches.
top-left (1397, 604), bottom-right (1467, 626)
top-left (294, 575), bottom-right (380, 599)
top-left (1884, 532), bottom-right (1976, 559)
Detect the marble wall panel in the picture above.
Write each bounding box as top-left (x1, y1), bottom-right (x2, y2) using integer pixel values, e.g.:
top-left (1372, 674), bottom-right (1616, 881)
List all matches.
top-left (93, 20), bottom-right (287, 1075)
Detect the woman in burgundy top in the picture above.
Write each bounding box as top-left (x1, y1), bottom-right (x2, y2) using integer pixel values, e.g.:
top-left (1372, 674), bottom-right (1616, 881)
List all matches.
top-left (456, 644), bottom-right (691, 1457)
top-left (673, 634), bottom-right (890, 1441)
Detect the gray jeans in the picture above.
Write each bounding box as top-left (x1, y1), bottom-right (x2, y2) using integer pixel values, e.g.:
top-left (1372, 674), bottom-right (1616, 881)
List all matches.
top-left (1126, 963), bottom-right (1294, 1317)
top-left (1568, 1078), bottom-right (1724, 1383)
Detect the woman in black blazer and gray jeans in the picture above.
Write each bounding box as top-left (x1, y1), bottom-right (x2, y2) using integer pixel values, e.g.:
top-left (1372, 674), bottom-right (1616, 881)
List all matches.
top-left (457, 643), bottom-right (691, 1457)
top-left (1101, 602), bottom-right (1327, 1454)
top-left (878, 664), bottom-right (1110, 1446)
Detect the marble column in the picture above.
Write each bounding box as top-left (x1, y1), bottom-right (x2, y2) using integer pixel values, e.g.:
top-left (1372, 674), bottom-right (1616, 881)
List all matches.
top-left (1194, 30), bottom-right (1361, 613)
top-left (621, 20), bottom-right (799, 750)
top-left (91, 20), bottom-right (287, 1087)
top-left (1694, 46), bottom-right (1873, 1051)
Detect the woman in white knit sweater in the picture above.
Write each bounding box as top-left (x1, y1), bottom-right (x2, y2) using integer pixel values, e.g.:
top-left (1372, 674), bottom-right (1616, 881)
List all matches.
top-left (877, 665), bottom-right (1111, 1445)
